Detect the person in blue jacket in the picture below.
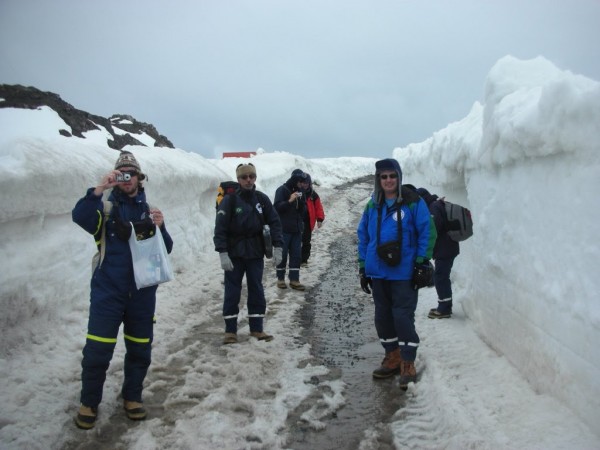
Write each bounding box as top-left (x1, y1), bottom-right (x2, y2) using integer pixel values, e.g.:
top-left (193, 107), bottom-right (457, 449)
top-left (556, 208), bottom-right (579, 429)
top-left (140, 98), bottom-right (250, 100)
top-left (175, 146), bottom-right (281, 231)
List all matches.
top-left (214, 163), bottom-right (283, 344)
top-left (273, 169), bottom-right (308, 290)
top-left (417, 187), bottom-right (460, 319)
top-left (72, 151), bottom-right (173, 429)
top-left (357, 158), bottom-right (436, 389)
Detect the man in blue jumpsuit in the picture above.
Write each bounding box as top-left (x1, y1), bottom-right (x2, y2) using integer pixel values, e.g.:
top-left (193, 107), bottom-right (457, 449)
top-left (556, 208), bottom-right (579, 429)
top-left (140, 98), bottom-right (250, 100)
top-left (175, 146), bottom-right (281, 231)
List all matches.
top-left (72, 151), bottom-right (173, 429)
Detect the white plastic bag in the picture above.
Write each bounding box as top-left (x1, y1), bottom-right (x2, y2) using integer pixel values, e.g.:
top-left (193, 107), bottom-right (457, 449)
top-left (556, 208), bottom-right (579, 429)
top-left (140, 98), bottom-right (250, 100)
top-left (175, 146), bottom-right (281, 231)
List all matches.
top-left (128, 223), bottom-right (174, 289)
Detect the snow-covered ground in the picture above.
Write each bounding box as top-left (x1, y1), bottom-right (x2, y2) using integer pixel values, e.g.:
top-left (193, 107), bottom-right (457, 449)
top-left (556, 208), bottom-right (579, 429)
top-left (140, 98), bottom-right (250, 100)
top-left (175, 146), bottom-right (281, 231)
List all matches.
top-left (0, 55), bottom-right (599, 449)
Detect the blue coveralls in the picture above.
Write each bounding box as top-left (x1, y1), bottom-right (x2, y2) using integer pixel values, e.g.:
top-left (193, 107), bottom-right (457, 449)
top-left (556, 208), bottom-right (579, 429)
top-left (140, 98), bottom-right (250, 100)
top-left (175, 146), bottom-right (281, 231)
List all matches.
top-left (72, 187), bottom-right (173, 407)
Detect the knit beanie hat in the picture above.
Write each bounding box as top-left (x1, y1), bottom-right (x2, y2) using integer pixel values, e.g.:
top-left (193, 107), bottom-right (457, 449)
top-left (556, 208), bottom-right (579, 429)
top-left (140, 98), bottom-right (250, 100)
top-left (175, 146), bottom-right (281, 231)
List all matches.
top-left (114, 151), bottom-right (142, 172)
top-left (236, 163), bottom-right (257, 178)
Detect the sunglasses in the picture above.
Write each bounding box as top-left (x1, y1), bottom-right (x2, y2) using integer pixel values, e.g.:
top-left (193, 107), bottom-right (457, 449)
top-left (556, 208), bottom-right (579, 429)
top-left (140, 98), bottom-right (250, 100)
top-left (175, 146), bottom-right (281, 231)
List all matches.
top-left (379, 173), bottom-right (398, 180)
top-left (238, 174), bottom-right (256, 180)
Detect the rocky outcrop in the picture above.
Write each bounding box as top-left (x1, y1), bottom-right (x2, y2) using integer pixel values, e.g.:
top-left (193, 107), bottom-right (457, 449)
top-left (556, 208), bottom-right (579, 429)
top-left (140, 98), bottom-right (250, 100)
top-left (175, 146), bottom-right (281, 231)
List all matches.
top-left (0, 84), bottom-right (175, 150)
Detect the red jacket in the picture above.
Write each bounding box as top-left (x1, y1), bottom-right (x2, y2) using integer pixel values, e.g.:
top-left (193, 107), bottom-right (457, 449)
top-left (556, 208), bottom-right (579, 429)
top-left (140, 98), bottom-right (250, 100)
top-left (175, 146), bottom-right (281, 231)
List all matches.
top-left (306, 191), bottom-right (325, 230)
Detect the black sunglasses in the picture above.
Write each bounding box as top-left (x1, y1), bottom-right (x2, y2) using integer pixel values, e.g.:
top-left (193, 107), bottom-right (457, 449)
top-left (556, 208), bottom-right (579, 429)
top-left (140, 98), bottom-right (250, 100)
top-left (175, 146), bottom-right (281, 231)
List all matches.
top-left (379, 173), bottom-right (398, 180)
top-left (238, 173), bottom-right (256, 180)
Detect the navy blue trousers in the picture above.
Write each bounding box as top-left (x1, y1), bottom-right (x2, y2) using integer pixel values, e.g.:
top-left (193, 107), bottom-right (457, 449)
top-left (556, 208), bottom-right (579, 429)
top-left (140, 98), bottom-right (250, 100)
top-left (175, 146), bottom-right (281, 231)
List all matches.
top-left (434, 257), bottom-right (455, 312)
top-left (223, 257), bottom-right (266, 333)
top-left (81, 272), bottom-right (156, 407)
top-left (372, 279), bottom-right (419, 361)
top-left (276, 232), bottom-right (302, 282)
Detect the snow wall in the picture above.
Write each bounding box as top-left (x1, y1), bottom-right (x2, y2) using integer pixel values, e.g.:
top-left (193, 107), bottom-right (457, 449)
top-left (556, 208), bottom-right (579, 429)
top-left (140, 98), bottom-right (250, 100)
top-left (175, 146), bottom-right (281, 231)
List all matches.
top-left (395, 55), bottom-right (600, 435)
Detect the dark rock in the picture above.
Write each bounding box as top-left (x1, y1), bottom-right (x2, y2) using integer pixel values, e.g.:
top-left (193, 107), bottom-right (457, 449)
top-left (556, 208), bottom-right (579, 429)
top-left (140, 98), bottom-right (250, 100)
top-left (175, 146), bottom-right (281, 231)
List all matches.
top-left (0, 84), bottom-right (175, 150)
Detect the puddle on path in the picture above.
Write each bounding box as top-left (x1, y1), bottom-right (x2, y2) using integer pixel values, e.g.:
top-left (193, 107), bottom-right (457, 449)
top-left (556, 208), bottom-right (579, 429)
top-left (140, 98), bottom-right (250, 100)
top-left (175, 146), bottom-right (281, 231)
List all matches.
top-left (286, 179), bottom-right (407, 450)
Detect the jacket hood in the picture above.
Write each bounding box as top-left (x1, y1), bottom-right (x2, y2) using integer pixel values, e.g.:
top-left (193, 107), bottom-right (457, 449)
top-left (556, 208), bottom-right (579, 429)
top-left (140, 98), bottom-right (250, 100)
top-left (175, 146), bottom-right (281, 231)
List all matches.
top-left (416, 187), bottom-right (438, 206)
top-left (373, 158), bottom-right (403, 204)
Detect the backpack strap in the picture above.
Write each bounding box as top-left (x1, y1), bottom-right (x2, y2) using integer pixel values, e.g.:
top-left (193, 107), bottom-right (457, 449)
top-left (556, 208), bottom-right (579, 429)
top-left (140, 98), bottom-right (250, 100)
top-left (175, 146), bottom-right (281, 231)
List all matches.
top-left (97, 200), bottom-right (113, 268)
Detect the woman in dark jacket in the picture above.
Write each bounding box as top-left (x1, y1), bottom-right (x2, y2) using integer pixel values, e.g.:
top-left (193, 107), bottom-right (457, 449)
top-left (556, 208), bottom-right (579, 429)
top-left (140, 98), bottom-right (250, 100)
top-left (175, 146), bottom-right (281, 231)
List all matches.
top-left (301, 173), bottom-right (325, 265)
top-left (417, 188), bottom-right (460, 319)
top-left (273, 169), bottom-right (308, 290)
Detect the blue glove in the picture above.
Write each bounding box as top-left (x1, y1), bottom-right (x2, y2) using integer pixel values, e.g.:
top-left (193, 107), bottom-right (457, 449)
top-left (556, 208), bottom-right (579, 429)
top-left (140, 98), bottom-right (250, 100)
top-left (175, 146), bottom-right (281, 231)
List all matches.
top-left (219, 252), bottom-right (234, 271)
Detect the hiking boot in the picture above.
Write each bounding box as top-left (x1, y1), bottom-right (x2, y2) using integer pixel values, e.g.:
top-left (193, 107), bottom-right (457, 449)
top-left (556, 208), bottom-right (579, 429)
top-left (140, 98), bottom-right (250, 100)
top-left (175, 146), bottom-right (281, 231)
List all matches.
top-left (277, 280), bottom-right (287, 289)
top-left (372, 348), bottom-right (402, 379)
top-left (428, 309), bottom-right (452, 319)
top-left (75, 405), bottom-right (97, 430)
top-left (250, 331), bottom-right (274, 342)
top-left (124, 400), bottom-right (147, 420)
top-left (223, 332), bottom-right (238, 344)
top-left (289, 281), bottom-right (306, 291)
top-left (399, 360), bottom-right (417, 390)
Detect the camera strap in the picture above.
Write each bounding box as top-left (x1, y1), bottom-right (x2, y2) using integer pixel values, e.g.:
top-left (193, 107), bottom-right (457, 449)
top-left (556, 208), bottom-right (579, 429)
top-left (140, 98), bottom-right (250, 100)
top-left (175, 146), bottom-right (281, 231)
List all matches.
top-left (92, 200), bottom-right (113, 271)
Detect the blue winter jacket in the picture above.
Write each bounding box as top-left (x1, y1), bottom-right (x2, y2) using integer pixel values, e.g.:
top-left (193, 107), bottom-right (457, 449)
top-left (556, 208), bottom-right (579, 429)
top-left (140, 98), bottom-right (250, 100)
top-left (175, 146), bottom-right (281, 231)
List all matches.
top-left (72, 187), bottom-right (173, 288)
top-left (357, 186), bottom-right (436, 281)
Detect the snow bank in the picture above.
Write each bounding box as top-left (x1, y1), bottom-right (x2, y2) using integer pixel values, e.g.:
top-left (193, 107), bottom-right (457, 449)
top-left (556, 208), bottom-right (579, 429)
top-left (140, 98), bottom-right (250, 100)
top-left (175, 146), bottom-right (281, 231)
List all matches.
top-left (395, 55), bottom-right (600, 434)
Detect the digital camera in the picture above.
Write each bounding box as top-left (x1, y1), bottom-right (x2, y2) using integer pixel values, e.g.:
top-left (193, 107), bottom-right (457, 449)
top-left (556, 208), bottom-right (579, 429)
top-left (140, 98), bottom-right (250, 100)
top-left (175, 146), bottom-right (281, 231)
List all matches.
top-left (116, 173), bottom-right (132, 182)
top-left (297, 191), bottom-right (302, 198)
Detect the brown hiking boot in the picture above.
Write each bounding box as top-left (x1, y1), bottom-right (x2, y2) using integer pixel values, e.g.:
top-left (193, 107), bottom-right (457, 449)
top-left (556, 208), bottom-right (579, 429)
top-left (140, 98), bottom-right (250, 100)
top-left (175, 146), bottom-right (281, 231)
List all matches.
top-left (399, 360), bottom-right (417, 390)
top-left (277, 280), bottom-right (287, 289)
top-left (250, 331), bottom-right (274, 342)
top-left (289, 281), bottom-right (306, 291)
top-left (124, 400), bottom-right (147, 420)
top-left (372, 348), bottom-right (402, 379)
top-left (428, 309), bottom-right (452, 319)
top-left (75, 405), bottom-right (97, 430)
top-left (223, 333), bottom-right (238, 344)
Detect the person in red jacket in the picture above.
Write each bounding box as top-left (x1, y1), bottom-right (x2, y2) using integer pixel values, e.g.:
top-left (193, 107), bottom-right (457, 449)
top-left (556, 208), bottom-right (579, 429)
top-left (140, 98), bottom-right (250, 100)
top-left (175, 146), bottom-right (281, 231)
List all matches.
top-left (301, 173), bottom-right (325, 265)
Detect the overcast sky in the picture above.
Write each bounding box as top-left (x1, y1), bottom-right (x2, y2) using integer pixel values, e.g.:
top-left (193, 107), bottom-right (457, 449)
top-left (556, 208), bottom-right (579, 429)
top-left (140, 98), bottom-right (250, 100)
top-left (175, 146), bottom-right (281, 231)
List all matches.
top-left (1, 0), bottom-right (599, 159)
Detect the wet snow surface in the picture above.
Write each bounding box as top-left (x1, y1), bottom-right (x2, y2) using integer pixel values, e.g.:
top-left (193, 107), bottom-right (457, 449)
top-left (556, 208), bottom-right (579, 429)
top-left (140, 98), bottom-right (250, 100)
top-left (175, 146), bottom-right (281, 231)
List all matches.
top-left (46, 176), bottom-right (598, 449)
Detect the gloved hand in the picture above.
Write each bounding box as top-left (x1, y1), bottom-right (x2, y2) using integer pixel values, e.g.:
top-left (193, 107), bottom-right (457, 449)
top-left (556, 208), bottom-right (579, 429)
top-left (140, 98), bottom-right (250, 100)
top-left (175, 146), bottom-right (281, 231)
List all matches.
top-left (412, 260), bottom-right (433, 290)
top-left (359, 267), bottom-right (372, 294)
top-left (219, 252), bottom-right (234, 271)
top-left (273, 247), bottom-right (283, 266)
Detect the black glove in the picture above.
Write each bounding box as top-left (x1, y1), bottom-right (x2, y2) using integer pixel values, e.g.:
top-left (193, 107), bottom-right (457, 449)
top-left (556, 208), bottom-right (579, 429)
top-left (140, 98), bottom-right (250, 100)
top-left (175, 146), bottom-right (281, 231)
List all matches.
top-left (359, 268), bottom-right (372, 294)
top-left (412, 260), bottom-right (433, 290)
